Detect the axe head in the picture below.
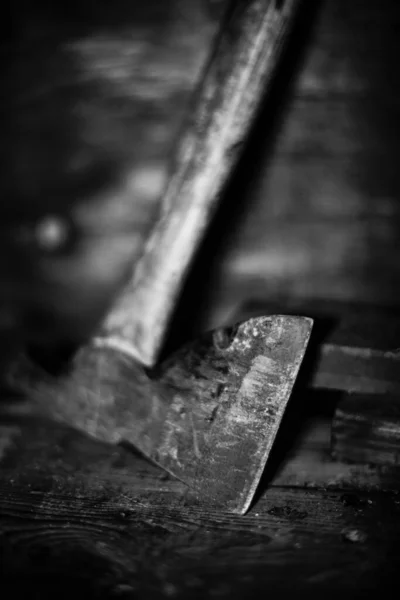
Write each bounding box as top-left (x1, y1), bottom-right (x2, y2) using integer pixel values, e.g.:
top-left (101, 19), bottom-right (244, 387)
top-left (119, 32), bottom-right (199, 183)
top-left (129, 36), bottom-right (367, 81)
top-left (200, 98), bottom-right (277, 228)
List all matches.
top-left (9, 315), bottom-right (312, 515)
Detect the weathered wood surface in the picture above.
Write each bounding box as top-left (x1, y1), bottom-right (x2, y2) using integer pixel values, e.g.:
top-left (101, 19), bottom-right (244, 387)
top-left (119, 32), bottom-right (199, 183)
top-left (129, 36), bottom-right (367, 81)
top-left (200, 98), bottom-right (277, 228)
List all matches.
top-left (305, 308), bottom-right (400, 394)
top-left (3, 316), bottom-right (312, 515)
top-left (1, 0), bottom-right (400, 596)
top-left (332, 393), bottom-right (400, 467)
top-left (0, 414), bottom-right (400, 598)
top-left (172, 0), bottom-right (400, 336)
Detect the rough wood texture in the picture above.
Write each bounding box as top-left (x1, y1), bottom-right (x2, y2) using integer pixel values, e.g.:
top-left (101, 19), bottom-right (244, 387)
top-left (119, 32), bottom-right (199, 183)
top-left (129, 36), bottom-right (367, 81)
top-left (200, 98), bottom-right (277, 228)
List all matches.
top-left (0, 416), bottom-right (399, 598)
top-left (105, 0), bottom-right (303, 366)
top-left (273, 416), bottom-right (400, 492)
top-left (312, 345), bottom-right (400, 395)
top-left (3, 316), bottom-right (312, 514)
top-left (332, 393), bottom-right (400, 467)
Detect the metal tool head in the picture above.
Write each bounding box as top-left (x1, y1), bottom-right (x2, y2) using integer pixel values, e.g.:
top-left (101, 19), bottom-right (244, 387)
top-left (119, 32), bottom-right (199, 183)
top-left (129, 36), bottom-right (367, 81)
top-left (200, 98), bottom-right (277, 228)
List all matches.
top-left (143, 314), bottom-right (313, 513)
top-left (8, 314), bottom-right (312, 514)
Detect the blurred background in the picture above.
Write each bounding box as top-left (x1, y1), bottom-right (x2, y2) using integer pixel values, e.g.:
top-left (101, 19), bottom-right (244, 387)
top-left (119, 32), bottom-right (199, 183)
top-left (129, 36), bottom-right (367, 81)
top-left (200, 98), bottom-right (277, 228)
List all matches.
top-left (2, 0), bottom-right (399, 358)
top-left (172, 0), bottom-right (400, 343)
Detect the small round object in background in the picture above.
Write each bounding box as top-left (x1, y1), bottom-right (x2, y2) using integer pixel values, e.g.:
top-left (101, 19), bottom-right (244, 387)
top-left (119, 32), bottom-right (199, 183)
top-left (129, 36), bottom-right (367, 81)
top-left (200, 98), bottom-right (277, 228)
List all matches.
top-left (34, 215), bottom-right (72, 254)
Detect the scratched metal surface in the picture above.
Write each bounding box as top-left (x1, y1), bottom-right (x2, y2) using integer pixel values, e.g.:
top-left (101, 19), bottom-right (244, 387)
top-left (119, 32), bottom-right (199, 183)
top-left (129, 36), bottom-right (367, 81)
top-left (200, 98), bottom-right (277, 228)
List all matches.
top-left (3, 315), bottom-right (311, 514)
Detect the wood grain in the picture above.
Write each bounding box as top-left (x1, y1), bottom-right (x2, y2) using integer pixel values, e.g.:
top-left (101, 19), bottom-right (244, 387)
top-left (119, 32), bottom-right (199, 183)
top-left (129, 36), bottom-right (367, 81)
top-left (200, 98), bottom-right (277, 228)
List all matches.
top-left (0, 416), bottom-right (399, 598)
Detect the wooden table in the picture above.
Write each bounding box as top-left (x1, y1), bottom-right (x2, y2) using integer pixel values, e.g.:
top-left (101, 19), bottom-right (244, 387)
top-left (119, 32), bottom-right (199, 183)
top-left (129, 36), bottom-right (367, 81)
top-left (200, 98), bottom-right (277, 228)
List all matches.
top-left (1, 375), bottom-right (399, 598)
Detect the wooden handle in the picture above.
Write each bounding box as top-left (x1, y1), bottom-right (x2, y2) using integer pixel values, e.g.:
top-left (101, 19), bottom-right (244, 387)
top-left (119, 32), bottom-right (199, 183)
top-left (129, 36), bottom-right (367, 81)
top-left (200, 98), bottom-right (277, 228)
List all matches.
top-left (104, 0), bottom-right (302, 366)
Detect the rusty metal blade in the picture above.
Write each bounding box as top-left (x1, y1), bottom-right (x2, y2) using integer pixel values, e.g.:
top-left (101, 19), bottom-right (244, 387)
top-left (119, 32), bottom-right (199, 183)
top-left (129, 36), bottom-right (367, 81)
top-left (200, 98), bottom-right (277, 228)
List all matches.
top-left (144, 315), bottom-right (313, 514)
top-left (5, 315), bottom-right (312, 514)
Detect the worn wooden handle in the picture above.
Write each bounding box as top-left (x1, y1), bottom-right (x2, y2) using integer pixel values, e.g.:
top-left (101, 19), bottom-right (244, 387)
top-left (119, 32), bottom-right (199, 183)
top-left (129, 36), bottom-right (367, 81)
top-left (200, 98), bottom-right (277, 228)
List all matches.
top-left (104, 0), bottom-right (302, 367)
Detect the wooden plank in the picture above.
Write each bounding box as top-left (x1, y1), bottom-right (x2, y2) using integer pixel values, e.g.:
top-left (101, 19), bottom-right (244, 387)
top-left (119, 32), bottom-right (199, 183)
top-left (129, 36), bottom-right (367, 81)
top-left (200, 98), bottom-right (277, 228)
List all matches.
top-left (278, 308), bottom-right (400, 395)
top-left (105, 0), bottom-right (304, 366)
top-left (271, 416), bottom-right (400, 492)
top-left (311, 345), bottom-right (400, 395)
top-left (286, 309), bottom-right (400, 395)
top-left (331, 393), bottom-right (400, 466)
top-left (0, 417), bottom-right (399, 597)
top-left (2, 483), bottom-right (396, 598)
